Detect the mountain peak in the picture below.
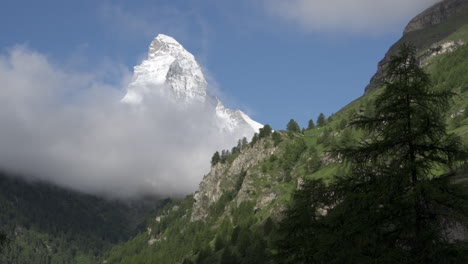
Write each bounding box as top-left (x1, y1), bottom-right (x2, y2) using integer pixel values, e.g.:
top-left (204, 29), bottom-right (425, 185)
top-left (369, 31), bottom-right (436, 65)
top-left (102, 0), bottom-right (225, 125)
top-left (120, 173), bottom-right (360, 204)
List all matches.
top-left (122, 34), bottom-right (262, 135)
top-left (155, 34), bottom-right (180, 45)
top-left (122, 34), bottom-right (207, 104)
top-left (148, 34), bottom-right (187, 59)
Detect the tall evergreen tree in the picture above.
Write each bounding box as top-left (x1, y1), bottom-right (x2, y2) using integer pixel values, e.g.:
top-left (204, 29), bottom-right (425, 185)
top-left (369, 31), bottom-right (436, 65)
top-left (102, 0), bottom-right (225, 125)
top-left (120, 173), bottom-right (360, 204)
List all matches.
top-left (0, 232), bottom-right (7, 252)
top-left (317, 113), bottom-right (326, 126)
top-left (286, 119), bottom-right (301, 133)
top-left (241, 137), bottom-right (248, 147)
top-left (277, 44), bottom-right (467, 264)
top-left (258, 124), bottom-right (273, 138)
top-left (331, 44), bottom-right (466, 263)
top-left (211, 151), bottom-right (220, 166)
top-left (307, 119), bottom-right (315, 130)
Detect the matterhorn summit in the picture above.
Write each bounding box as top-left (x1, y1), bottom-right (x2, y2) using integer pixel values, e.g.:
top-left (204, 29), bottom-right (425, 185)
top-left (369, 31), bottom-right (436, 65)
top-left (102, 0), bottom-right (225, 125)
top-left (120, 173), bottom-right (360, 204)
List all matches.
top-left (122, 34), bottom-right (262, 136)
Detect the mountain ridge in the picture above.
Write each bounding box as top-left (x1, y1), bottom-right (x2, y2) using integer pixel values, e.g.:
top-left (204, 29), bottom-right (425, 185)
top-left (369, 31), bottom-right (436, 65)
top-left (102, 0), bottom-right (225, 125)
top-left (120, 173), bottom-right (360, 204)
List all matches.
top-left (122, 34), bottom-right (262, 135)
top-left (365, 0), bottom-right (468, 93)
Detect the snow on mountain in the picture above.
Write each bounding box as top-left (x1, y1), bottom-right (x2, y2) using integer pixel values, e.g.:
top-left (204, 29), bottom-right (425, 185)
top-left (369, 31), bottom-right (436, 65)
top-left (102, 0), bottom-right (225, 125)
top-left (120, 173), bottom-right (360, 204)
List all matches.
top-left (122, 34), bottom-right (207, 104)
top-left (122, 34), bottom-right (262, 135)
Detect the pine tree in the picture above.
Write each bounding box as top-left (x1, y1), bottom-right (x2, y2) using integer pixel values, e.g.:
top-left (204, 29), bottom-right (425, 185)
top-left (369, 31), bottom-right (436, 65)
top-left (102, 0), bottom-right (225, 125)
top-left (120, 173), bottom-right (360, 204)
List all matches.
top-left (241, 137), bottom-right (248, 148)
top-left (307, 119), bottom-right (315, 130)
top-left (259, 124), bottom-right (273, 138)
top-left (286, 119), bottom-right (300, 133)
top-left (211, 151), bottom-right (220, 166)
top-left (272, 131), bottom-right (282, 146)
top-left (250, 133), bottom-right (259, 146)
top-left (0, 232), bottom-right (8, 252)
top-left (277, 44), bottom-right (467, 264)
top-left (317, 113), bottom-right (326, 126)
top-left (329, 44), bottom-right (467, 263)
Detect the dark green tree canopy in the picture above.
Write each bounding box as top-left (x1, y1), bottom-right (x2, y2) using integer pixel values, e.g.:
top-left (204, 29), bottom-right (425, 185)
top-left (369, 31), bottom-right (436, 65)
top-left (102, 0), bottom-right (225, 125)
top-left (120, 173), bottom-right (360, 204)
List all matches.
top-left (339, 44), bottom-right (463, 177)
top-left (0, 232), bottom-right (8, 252)
top-left (307, 119), bottom-right (315, 130)
top-left (258, 124), bottom-right (273, 138)
top-left (277, 44), bottom-right (467, 264)
top-left (211, 151), bottom-right (220, 166)
top-left (286, 119), bottom-right (300, 133)
top-left (317, 113), bottom-right (326, 126)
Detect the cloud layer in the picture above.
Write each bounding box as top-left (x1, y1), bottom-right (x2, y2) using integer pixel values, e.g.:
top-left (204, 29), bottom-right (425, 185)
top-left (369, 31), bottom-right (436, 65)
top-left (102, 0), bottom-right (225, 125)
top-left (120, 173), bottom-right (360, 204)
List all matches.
top-left (264, 0), bottom-right (441, 33)
top-left (0, 46), bottom-right (239, 198)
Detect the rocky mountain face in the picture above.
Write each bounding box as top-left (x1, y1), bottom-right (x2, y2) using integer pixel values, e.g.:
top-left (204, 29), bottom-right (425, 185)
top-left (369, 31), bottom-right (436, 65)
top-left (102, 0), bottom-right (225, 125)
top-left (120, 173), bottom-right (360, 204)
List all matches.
top-left (404, 0), bottom-right (468, 34)
top-left (122, 34), bottom-right (262, 135)
top-left (191, 137), bottom-right (280, 221)
top-left (365, 0), bottom-right (468, 93)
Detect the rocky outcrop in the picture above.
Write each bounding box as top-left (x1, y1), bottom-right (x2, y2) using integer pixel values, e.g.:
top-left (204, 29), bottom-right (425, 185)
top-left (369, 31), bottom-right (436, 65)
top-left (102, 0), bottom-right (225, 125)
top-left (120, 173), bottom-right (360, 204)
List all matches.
top-left (364, 0), bottom-right (468, 94)
top-left (419, 39), bottom-right (465, 64)
top-left (191, 139), bottom-right (278, 221)
top-left (404, 0), bottom-right (468, 34)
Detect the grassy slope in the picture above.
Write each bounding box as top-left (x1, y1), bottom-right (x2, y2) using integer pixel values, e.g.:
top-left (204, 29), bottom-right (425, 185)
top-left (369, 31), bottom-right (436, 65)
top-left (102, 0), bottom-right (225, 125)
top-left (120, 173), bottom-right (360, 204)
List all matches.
top-left (104, 21), bottom-right (468, 264)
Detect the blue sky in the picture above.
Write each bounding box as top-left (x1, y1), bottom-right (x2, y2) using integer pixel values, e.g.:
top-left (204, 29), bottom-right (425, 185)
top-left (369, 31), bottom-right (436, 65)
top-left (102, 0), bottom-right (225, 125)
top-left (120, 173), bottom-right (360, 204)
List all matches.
top-left (0, 0), bottom-right (439, 130)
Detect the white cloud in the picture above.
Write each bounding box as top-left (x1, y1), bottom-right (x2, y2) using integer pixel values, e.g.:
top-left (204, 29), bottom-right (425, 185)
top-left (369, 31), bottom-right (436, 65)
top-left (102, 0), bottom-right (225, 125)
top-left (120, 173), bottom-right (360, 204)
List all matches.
top-left (0, 46), bottom-right (240, 199)
top-left (263, 0), bottom-right (441, 33)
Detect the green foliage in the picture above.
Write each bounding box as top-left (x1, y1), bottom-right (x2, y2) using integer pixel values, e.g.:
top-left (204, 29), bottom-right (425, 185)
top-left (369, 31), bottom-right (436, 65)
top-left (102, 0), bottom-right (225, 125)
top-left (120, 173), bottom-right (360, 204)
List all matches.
top-left (277, 44), bottom-right (468, 264)
top-left (430, 42), bottom-right (468, 92)
top-left (305, 147), bottom-right (322, 174)
top-left (99, 26), bottom-right (468, 264)
top-left (220, 150), bottom-right (231, 164)
top-left (271, 131), bottom-right (282, 146)
top-left (276, 179), bottom-right (330, 264)
top-left (0, 231), bottom-right (8, 252)
top-left (211, 151), bottom-right (221, 166)
top-left (251, 133), bottom-right (259, 146)
top-left (317, 112), bottom-right (326, 126)
top-left (307, 119), bottom-right (315, 130)
top-left (0, 172), bottom-right (162, 264)
top-left (286, 119), bottom-right (300, 133)
top-left (241, 137), bottom-right (248, 147)
top-left (259, 124), bottom-right (273, 138)
top-left (280, 138), bottom-right (307, 174)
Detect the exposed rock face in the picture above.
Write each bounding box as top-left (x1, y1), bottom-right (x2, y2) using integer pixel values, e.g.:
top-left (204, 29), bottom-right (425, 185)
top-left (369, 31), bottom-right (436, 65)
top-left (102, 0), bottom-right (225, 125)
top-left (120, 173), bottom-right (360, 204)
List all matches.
top-left (191, 139), bottom-right (278, 221)
top-left (404, 0), bottom-right (468, 34)
top-left (364, 0), bottom-right (468, 94)
top-left (419, 39), bottom-right (465, 64)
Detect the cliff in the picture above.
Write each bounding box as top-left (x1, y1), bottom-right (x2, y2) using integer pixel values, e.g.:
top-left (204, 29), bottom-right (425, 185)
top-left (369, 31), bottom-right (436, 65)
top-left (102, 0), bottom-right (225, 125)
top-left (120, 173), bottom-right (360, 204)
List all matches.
top-left (364, 0), bottom-right (468, 94)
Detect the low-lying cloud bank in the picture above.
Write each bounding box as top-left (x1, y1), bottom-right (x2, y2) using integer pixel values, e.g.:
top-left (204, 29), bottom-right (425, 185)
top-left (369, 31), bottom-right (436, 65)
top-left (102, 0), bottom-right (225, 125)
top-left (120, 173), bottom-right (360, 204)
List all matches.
top-left (0, 46), bottom-right (238, 198)
top-left (264, 0), bottom-right (441, 32)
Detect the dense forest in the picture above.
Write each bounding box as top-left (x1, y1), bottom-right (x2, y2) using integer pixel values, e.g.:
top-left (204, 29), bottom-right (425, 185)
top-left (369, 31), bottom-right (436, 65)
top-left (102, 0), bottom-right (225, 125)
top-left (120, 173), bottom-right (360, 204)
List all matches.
top-left (0, 173), bottom-right (165, 263)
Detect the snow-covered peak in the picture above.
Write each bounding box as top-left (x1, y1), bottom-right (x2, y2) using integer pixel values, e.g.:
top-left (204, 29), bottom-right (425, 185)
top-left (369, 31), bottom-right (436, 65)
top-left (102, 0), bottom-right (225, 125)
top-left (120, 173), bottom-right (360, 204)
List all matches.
top-left (122, 34), bottom-right (262, 135)
top-left (148, 34), bottom-right (189, 59)
top-left (215, 101), bottom-right (263, 133)
top-left (122, 34), bottom-right (207, 104)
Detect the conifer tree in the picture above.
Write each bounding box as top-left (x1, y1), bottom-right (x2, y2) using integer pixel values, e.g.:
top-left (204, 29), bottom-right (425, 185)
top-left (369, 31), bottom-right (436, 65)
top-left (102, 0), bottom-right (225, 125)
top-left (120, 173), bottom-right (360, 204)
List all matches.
top-left (259, 124), bottom-right (273, 138)
top-left (211, 151), bottom-right (220, 166)
top-left (272, 131), bottom-right (282, 146)
top-left (0, 232), bottom-right (7, 252)
top-left (329, 44), bottom-right (467, 263)
top-left (241, 137), bottom-right (248, 148)
top-left (307, 119), bottom-right (315, 130)
top-left (277, 44), bottom-right (467, 264)
top-left (286, 119), bottom-right (300, 133)
top-left (317, 113), bottom-right (326, 126)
